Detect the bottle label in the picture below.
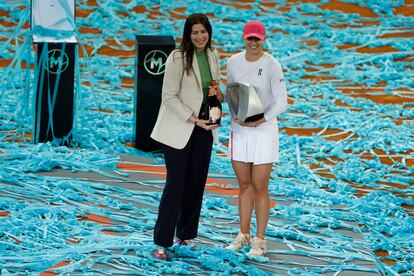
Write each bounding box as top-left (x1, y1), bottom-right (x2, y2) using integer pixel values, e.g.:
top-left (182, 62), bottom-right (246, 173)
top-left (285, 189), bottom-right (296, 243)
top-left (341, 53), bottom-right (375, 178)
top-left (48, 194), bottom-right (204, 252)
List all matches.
top-left (209, 106), bottom-right (221, 123)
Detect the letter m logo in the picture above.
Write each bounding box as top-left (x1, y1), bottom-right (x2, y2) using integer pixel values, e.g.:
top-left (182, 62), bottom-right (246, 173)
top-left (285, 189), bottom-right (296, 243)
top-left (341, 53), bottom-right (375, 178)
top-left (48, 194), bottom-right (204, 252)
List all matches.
top-left (150, 57), bottom-right (163, 70)
top-left (49, 56), bottom-right (63, 70)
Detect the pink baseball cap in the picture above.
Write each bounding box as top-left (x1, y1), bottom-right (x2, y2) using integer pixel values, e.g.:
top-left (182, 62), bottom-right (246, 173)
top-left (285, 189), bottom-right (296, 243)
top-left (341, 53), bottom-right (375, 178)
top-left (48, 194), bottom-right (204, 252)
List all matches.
top-left (243, 20), bottom-right (266, 40)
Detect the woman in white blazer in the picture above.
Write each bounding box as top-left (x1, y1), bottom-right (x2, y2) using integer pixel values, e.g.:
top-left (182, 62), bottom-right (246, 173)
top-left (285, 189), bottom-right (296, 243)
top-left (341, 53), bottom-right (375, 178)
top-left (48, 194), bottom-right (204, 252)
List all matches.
top-left (150, 13), bottom-right (223, 260)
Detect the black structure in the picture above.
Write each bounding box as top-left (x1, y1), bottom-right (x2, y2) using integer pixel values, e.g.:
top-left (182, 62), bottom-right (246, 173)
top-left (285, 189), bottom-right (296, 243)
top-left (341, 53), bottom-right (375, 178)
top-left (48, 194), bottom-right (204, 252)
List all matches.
top-left (134, 35), bottom-right (175, 152)
top-left (34, 42), bottom-right (76, 145)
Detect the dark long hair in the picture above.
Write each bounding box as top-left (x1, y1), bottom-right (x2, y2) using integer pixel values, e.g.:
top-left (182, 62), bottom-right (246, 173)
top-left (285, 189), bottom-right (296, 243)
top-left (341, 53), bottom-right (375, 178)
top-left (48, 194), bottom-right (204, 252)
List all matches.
top-left (179, 13), bottom-right (212, 74)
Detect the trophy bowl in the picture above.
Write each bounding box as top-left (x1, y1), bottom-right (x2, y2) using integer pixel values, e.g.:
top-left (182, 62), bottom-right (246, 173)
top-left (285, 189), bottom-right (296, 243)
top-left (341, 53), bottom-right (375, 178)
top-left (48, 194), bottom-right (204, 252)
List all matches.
top-left (226, 82), bottom-right (264, 122)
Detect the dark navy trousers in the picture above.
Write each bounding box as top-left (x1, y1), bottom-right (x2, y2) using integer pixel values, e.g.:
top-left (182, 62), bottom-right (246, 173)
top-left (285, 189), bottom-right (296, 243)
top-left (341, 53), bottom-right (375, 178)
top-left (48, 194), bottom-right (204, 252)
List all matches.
top-left (154, 126), bottom-right (213, 247)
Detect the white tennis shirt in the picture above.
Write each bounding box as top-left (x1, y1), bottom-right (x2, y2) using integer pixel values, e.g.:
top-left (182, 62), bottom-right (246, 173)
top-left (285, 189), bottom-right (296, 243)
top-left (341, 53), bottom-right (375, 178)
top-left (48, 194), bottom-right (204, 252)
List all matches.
top-left (227, 51), bottom-right (288, 133)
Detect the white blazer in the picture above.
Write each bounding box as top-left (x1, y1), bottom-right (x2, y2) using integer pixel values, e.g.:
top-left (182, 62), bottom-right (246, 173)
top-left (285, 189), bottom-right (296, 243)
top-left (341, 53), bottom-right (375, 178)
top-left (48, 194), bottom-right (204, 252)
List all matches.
top-left (151, 48), bottom-right (220, 149)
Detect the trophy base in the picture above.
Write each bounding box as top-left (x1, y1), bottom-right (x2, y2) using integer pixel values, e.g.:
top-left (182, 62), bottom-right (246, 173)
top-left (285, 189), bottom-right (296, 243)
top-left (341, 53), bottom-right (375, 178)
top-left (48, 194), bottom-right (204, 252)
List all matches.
top-left (244, 113), bottom-right (264, 123)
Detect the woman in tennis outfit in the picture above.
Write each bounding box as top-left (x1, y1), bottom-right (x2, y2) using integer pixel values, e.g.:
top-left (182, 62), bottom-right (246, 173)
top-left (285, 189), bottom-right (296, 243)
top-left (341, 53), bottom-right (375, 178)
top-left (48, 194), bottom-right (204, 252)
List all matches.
top-left (225, 20), bottom-right (288, 256)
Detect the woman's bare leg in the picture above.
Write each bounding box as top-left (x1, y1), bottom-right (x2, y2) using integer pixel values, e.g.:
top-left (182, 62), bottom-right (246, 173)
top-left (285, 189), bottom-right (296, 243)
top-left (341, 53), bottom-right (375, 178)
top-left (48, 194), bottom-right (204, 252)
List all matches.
top-left (232, 160), bottom-right (254, 235)
top-left (251, 163), bottom-right (272, 237)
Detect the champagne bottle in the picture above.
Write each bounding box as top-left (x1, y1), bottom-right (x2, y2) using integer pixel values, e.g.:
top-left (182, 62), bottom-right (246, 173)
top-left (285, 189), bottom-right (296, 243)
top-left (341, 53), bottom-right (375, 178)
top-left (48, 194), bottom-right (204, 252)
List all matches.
top-left (206, 80), bottom-right (222, 126)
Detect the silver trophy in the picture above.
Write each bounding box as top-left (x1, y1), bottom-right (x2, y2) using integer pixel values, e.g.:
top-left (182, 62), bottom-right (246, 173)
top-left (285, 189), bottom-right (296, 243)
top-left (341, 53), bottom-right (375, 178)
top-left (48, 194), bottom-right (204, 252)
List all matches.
top-left (226, 82), bottom-right (264, 122)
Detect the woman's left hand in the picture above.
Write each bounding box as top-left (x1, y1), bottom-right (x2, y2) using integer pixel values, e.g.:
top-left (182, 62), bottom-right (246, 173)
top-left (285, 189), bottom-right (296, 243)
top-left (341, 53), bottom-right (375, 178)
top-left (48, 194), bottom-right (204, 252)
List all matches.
top-left (208, 84), bottom-right (224, 102)
top-left (233, 118), bottom-right (260, 127)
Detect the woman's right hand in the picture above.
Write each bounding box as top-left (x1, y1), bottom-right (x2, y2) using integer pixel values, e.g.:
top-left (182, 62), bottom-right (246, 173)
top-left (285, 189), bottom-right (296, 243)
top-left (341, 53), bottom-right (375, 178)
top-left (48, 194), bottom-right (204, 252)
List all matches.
top-left (197, 119), bottom-right (220, 131)
top-left (208, 85), bottom-right (217, 97)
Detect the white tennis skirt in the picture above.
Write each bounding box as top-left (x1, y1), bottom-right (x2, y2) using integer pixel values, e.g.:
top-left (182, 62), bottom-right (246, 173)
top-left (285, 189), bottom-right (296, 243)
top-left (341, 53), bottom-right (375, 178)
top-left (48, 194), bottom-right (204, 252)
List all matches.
top-left (229, 131), bottom-right (279, 165)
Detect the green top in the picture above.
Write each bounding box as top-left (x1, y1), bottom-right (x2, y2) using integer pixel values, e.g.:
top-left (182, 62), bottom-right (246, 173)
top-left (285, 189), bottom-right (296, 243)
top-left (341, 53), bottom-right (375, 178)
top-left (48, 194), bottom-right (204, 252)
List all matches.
top-left (195, 50), bottom-right (212, 103)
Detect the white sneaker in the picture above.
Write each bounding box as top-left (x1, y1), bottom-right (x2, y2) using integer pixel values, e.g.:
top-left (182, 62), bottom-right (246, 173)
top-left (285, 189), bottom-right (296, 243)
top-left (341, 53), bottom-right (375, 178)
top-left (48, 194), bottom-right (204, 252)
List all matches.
top-left (226, 232), bottom-right (251, 250)
top-left (248, 237), bottom-right (267, 256)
